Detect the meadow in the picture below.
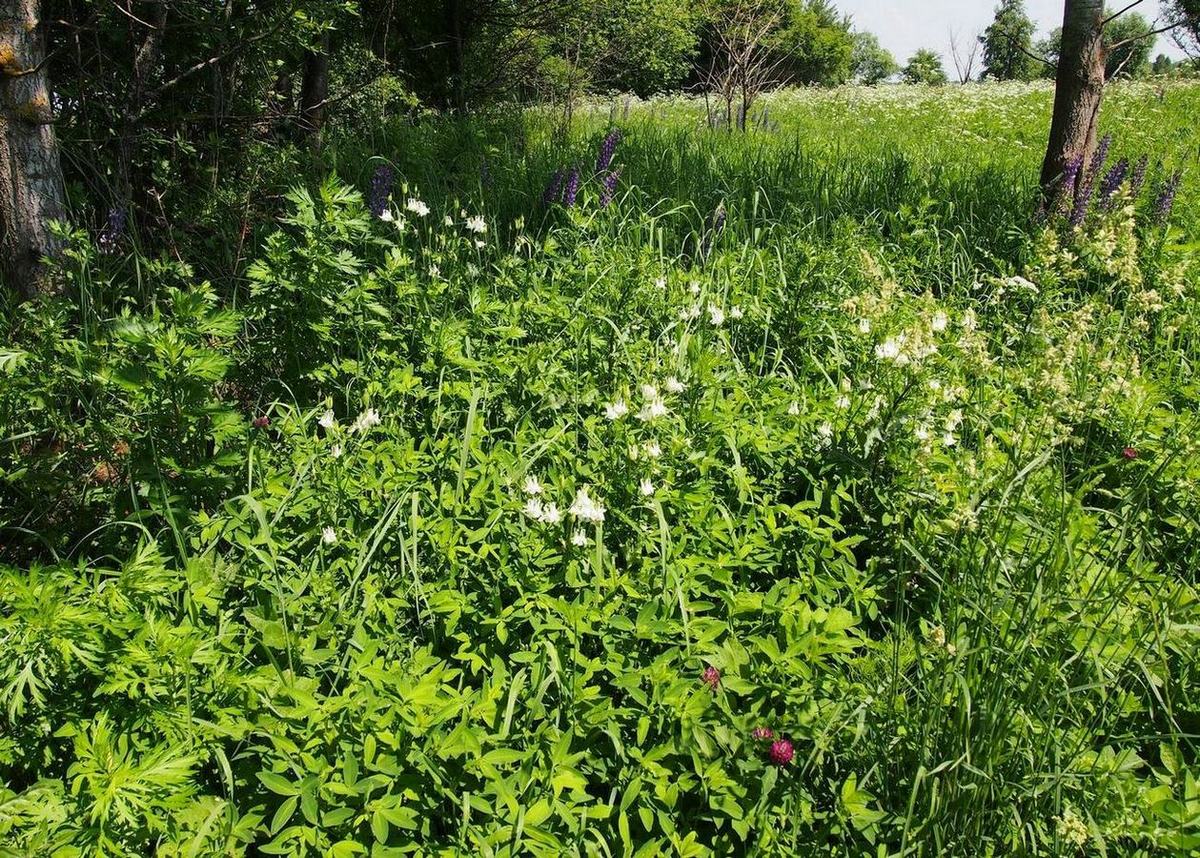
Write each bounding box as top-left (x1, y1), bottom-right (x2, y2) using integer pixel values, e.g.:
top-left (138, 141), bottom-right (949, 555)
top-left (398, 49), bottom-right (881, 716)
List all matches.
top-left (2, 80), bottom-right (1200, 856)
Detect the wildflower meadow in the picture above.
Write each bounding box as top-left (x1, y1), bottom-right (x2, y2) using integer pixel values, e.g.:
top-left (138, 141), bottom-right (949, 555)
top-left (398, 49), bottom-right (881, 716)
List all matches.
top-left (2, 79), bottom-right (1200, 856)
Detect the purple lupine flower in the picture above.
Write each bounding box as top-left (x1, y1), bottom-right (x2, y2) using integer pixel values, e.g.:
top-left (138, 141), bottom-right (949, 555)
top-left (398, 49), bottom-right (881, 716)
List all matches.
top-left (368, 164), bottom-right (394, 218)
top-left (1099, 158), bottom-right (1129, 210)
top-left (1129, 155), bottom-right (1150, 200)
top-left (563, 167), bottom-right (581, 208)
top-left (1152, 171), bottom-right (1182, 224)
top-left (542, 168), bottom-right (565, 206)
top-left (1085, 133), bottom-right (1112, 191)
top-left (1054, 155), bottom-right (1084, 219)
top-left (599, 167), bottom-right (622, 208)
top-left (1070, 135), bottom-right (1112, 226)
top-left (595, 130), bottom-right (621, 174)
top-left (97, 206), bottom-right (127, 253)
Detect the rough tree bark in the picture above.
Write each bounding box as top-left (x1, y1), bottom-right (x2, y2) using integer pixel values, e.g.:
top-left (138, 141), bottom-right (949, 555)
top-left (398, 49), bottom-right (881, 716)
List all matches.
top-left (0, 0), bottom-right (67, 299)
top-left (1040, 0), bottom-right (1107, 194)
top-left (298, 31), bottom-right (330, 149)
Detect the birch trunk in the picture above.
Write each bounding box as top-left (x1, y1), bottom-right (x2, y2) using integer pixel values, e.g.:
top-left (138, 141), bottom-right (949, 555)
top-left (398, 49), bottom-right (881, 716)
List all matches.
top-left (0, 0), bottom-right (66, 298)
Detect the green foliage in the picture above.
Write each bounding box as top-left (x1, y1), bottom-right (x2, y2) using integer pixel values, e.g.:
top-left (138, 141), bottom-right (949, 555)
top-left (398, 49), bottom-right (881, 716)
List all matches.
top-left (769, 0), bottom-right (856, 86)
top-left (980, 0), bottom-right (1039, 81)
top-left (3, 82), bottom-right (1200, 855)
top-left (1039, 9), bottom-right (1161, 80)
top-left (851, 30), bottom-right (898, 84)
top-left (901, 49), bottom-right (949, 85)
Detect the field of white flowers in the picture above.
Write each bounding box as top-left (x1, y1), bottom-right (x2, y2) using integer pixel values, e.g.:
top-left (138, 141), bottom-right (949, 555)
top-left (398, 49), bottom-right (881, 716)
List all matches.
top-left (2, 81), bottom-right (1199, 856)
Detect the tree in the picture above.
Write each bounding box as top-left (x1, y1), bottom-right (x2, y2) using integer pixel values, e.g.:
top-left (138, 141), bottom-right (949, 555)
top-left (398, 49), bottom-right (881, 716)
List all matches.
top-left (1165, 0), bottom-right (1200, 56)
top-left (1037, 10), bottom-right (1157, 80)
top-left (980, 0), bottom-right (1039, 80)
top-left (1152, 53), bottom-right (1175, 73)
top-left (902, 48), bottom-right (949, 84)
top-left (1041, 0), bottom-right (1195, 198)
top-left (1104, 11), bottom-right (1155, 77)
top-left (1041, 0), bottom-right (1107, 193)
top-left (703, 0), bottom-right (785, 130)
top-left (851, 30), bottom-right (897, 84)
top-left (1, 0), bottom-right (67, 299)
top-left (769, 0), bottom-right (855, 87)
top-left (949, 27), bottom-right (982, 83)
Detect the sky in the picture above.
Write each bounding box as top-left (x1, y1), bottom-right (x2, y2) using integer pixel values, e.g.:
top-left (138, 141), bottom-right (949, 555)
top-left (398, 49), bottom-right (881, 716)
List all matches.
top-left (836, 0), bottom-right (1188, 68)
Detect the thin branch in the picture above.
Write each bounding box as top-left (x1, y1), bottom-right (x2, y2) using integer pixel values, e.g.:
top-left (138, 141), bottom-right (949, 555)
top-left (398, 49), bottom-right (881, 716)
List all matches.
top-left (1102, 0), bottom-right (1146, 27)
top-left (1109, 20), bottom-right (1188, 52)
top-left (1001, 30), bottom-right (1057, 70)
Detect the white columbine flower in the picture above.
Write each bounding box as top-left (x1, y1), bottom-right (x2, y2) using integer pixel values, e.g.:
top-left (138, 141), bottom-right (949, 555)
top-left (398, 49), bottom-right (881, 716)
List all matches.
top-left (330, 443), bottom-right (343, 459)
top-left (875, 338), bottom-right (902, 362)
top-left (960, 309), bottom-right (978, 332)
top-left (639, 478), bottom-right (655, 497)
top-left (321, 526), bottom-right (337, 545)
top-left (665, 376), bottom-right (685, 394)
top-left (318, 409), bottom-right (336, 429)
top-left (817, 422), bottom-right (834, 446)
top-left (787, 401), bottom-right (800, 416)
top-left (945, 409), bottom-right (964, 431)
top-left (931, 311), bottom-right (949, 333)
top-left (637, 397), bottom-right (668, 422)
top-left (640, 384), bottom-right (659, 400)
top-left (428, 264), bottom-right (440, 278)
top-left (443, 215), bottom-right (454, 227)
top-left (729, 305), bottom-right (744, 320)
top-left (465, 215), bottom-right (487, 234)
top-left (835, 395), bottom-right (851, 410)
top-left (689, 281), bottom-right (701, 295)
top-left (406, 198), bottom-right (430, 217)
top-left (379, 209), bottom-right (395, 223)
top-left (540, 502), bottom-right (562, 525)
top-left (571, 529), bottom-right (588, 547)
top-left (942, 432), bottom-right (958, 447)
top-left (708, 303), bottom-right (725, 327)
top-left (643, 440), bottom-right (662, 458)
top-left (914, 425), bottom-right (930, 442)
top-left (523, 498), bottom-right (545, 520)
top-left (569, 487), bottom-right (606, 522)
top-left (605, 399), bottom-right (629, 420)
top-left (858, 318), bottom-right (872, 335)
top-left (350, 408), bottom-right (381, 433)
top-left (654, 277), bottom-right (667, 290)
top-left (522, 475), bottom-right (543, 496)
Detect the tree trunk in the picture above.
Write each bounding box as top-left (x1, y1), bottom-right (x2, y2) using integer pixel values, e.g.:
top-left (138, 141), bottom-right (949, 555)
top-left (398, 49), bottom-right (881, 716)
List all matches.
top-left (1040, 0), bottom-right (1107, 194)
top-left (299, 32), bottom-right (331, 149)
top-left (118, 1), bottom-right (168, 207)
top-left (0, 0), bottom-right (67, 299)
